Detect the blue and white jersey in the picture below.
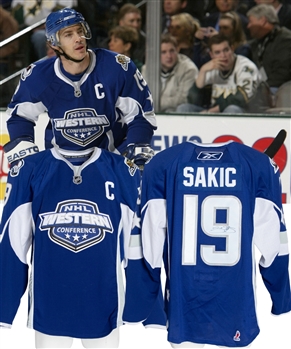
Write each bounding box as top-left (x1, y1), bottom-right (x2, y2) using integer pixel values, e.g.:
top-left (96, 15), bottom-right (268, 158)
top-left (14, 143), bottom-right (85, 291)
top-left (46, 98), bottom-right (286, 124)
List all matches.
top-left (0, 147), bottom-right (148, 338)
top-left (140, 141), bottom-right (291, 347)
top-left (6, 49), bottom-right (156, 152)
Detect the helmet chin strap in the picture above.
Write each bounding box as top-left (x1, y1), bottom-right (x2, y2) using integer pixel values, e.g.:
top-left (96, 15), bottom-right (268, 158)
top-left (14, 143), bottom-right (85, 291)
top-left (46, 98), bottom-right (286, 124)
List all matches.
top-left (53, 45), bottom-right (88, 63)
top-left (58, 47), bottom-right (86, 63)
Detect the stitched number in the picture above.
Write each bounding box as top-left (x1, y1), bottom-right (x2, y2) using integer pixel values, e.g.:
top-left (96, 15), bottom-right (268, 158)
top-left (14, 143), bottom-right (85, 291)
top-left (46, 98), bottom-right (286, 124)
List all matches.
top-left (134, 69), bottom-right (147, 91)
top-left (182, 195), bottom-right (242, 266)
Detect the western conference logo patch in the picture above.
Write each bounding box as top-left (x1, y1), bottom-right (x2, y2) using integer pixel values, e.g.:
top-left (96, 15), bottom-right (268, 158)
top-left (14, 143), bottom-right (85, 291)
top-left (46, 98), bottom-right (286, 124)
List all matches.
top-left (39, 200), bottom-right (113, 252)
top-left (54, 108), bottom-right (110, 146)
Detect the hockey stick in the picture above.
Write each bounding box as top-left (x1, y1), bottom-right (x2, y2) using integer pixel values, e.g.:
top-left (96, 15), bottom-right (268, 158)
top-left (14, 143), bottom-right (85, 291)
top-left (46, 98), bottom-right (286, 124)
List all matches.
top-left (264, 129), bottom-right (287, 158)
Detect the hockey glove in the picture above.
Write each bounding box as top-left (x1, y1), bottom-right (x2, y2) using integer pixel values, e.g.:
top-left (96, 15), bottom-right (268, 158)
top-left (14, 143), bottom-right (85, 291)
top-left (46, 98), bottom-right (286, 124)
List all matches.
top-left (123, 143), bottom-right (155, 172)
top-left (4, 136), bottom-right (39, 165)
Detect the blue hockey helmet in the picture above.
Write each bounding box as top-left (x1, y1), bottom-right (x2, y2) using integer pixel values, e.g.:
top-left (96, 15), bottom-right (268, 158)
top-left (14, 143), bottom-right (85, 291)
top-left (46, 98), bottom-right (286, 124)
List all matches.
top-left (45, 8), bottom-right (92, 46)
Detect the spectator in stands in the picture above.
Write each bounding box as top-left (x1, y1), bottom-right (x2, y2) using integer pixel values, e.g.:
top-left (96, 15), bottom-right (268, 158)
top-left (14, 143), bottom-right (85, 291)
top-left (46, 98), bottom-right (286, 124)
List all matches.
top-left (201, 0), bottom-right (250, 39)
top-left (0, 5), bottom-right (19, 76)
top-left (108, 25), bottom-right (142, 70)
top-left (162, 0), bottom-right (188, 32)
top-left (168, 12), bottom-right (200, 62)
top-left (11, 0), bottom-right (76, 60)
top-left (0, 5), bottom-right (19, 107)
top-left (116, 3), bottom-right (146, 65)
top-left (247, 4), bottom-right (291, 93)
top-left (142, 33), bottom-right (198, 113)
top-left (0, 0), bottom-right (13, 10)
top-left (254, 0), bottom-right (291, 29)
top-left (176, 34), bottom-right (261, 114)
top-left (194, 11), bottom-right (252, 68)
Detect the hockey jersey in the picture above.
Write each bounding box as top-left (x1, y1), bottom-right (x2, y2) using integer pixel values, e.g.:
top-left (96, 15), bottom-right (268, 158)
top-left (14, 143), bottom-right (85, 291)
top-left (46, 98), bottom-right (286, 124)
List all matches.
top-left (6, 48), bottom-right (156, 152)
top-left (0, 147), bottom-right (151, 338)
top-left (140, 141), bottom-right (291, 347)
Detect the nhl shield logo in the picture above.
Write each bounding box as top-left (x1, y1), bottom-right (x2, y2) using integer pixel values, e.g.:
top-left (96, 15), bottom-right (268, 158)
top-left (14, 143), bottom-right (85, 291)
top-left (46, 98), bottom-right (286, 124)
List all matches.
top-left (39, 200), bottom-right (114, 252)
top-left (54, 108), bottom-right (110, 146)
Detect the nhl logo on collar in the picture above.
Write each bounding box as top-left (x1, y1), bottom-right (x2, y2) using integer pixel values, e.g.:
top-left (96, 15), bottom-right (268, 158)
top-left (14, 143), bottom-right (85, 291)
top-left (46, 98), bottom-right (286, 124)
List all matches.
top-left (115, 54), bottom-right (130, 71)
top-left (39, 200), bottom-right (114, 252)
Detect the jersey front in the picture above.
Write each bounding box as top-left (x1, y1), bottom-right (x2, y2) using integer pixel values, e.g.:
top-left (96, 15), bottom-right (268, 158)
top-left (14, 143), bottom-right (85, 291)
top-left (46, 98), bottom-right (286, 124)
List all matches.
top-left (205, 55), bottom-right (260, 105)
top-left (0, 147), bottom-right (143, 338)
top-left (6, 49), bottom-right (156, 151)
top-left (140, 141), bottom-right (291, 347)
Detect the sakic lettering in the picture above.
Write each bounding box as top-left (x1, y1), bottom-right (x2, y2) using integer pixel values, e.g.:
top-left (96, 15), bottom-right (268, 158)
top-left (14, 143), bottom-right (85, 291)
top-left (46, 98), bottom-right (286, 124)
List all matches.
top-left (183, 166), bottom-right (237, 188)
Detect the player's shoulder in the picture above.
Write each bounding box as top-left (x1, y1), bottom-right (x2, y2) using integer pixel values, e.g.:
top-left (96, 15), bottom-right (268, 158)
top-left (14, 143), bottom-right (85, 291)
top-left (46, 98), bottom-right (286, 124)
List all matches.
top-left (100, 149), bottom-right (140, 178)
top-left (20, 57), bottom-right (56, 86)
top-left (228, 141), bottom-right (272, 168)
top-left (145, 142), bottom-right (189, 170)
top-left (93, 48), bottom-right (136, 73)
top-left (9, 149), bottom-right (53, 178)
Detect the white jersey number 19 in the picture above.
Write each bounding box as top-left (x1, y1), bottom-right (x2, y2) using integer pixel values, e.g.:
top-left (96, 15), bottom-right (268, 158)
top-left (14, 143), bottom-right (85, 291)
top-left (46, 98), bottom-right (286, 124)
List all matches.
top-left (182, 195), bottom-right (242, 266)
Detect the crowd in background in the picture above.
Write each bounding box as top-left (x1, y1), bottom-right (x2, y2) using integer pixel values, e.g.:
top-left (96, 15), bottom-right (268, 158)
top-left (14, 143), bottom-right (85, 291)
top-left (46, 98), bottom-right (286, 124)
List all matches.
top-left (0, 0), bottom-right (291, 113)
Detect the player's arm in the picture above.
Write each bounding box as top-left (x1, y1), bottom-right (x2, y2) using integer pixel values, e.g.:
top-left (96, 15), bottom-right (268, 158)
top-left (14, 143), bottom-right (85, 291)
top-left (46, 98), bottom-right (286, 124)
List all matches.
top-left (5, 65), bottom-right (47, 164)
top-left (0, 161), bottom-right (33, 327)
top-left (115, 58), bottom-right (157, 166)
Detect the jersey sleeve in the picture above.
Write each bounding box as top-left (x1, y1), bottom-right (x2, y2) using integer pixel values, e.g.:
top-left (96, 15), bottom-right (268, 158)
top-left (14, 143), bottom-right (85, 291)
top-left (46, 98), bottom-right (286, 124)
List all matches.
top-left (6, 64), bottom-right (47, 142)
top-left (123, 173), bottom-right (165, 325)
top-left (123, 156), bottom-right (168, 324)
top-left (253, 158), bottom-right (291, 315)
top-left (0, 160), bottom-right (34, 327)
top-left (114, 55), bottom-right (157, 145)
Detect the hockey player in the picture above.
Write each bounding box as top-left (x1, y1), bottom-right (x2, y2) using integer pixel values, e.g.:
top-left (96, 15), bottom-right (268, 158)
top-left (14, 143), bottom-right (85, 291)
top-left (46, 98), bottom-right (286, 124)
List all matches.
top-left (4, 7), bottom-right (156, 167)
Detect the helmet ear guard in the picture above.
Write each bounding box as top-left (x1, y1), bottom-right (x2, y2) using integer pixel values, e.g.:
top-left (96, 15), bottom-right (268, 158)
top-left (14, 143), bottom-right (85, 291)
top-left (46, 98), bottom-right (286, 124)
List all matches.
top-left (45, 7), bottom-right (92, 46)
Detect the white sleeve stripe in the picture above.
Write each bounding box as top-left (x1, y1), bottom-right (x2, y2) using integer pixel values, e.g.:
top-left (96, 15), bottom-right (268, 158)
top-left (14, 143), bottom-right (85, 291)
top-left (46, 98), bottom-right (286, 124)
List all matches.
top-left (115, 96), bottom-right (140, 124)
top-left (280, 231), bottom-right (288, 244)
top-left (9, 202), bottom-right (33, 264)
top-left (129, 234), bottom-right (141, 247)
top-left (254, 197), bottom-right (285, 267)
top-left (142, 199), bottom-right (167, 269)
top-left (128, 235), bottom-right (142, 260)
top-left (8, 102), bottom-right (47, 122)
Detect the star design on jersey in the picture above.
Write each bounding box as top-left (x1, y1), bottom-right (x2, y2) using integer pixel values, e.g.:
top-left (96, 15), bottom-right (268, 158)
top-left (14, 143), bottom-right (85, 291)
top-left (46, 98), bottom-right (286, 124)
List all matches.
top-left (147, 91), bottom-right (154, 106)
top-left (117, 114), bottom-right (126, 128)
top-left (73, 234), bottom-right (80, 241)
top-left (133, 211), bottom-right (141, 230)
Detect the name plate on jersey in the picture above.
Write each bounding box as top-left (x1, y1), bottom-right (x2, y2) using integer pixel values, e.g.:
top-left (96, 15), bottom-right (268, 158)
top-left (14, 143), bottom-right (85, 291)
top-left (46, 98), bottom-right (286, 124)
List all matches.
top-left (179, 163), bottom-right (242, 191)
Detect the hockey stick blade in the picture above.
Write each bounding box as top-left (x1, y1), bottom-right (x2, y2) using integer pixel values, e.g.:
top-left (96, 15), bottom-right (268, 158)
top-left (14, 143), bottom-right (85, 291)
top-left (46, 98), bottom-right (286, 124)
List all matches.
top-left (264, 129), bottom-right (287, 158)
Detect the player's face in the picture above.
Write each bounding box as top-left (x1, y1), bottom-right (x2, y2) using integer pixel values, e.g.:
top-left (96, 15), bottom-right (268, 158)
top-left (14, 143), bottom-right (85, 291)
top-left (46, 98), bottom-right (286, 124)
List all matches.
top-left (163, 0), bottom-right (186, 15)
top-left (161, 42), bottom-right (178, 71)
top-left (215, 0), bottom-right (237, 13)
top-left (119, 12), bottom-right (142, 31)
top-left (210, 41), bottom-right (235, 71)
top-left (57, 24), bottom-right (87, 60)
top-left (219, 18), bottom-right (234, 37)
top-left (108, 35), bottom-right (130, 55)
